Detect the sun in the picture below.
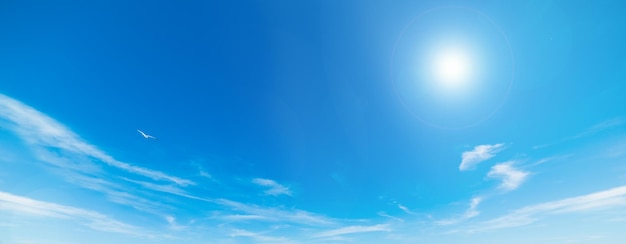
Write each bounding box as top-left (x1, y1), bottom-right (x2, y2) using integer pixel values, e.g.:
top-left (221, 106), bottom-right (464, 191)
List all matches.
top-left (391, 6), bottom-right (514, 129)
top-left (431, 48), bottom-right (473, 89)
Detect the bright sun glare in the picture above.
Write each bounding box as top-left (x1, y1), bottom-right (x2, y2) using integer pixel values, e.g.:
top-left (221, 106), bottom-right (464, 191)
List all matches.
top-left (432, 48), bottom-right (473, 88)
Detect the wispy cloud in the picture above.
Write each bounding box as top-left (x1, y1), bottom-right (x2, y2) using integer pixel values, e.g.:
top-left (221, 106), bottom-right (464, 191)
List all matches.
top-left (107, 176), bottom-right (330, 228)
top-left (466, 197), bottom-right (482, 219)
top-left (571, 118), bottom-right (626, 140)
top-left (217, 214), bottom-right (270, 221)
top-left (313, 224), bottom-right (391, 238)
top-left (252, 178), bottom-right (292, 196)
top-left (120, 178), bottom-right (216, 204)
top-left (466, 185), bottom-right (626, 232)
top-left (164, 215), bottom-right (185, 231)
top-left (199, 170), bottom-right (213, 179)
top-left (487, 162), bottom-right (529, 191)
top-left (0, 94), bottom-right (193, 186)
top-left (459, 144), bottom-right (504, 171)
top-left (0, 190), bottom-right (151, 237)
top-left (64, 172), bottom-right (172, 215)
top-left (534, 118), bottom-right (626, 149)
top-left (437, 197), bottom-right (483, 225)
top-left (229, 228), bottom-right (292, 243)
top-left (122, 178), bottom-right (188, 196)
top-left (528, 154), bottom-right (573, 167)
top-left (377, 211), bottom-right (404, 222)
top-left (215, 199), bottom-right (333, 225)
top-left (397, 204), bottom-right (416, 215)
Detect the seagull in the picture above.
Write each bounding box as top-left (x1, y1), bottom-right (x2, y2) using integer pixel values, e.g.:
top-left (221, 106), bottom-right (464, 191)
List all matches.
top-left (137, 129), bottom-right (157, 140)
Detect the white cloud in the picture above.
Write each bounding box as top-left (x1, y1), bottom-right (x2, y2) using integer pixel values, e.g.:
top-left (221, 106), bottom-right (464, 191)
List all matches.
top-left (116, 178), bottom-right (221, 204)
top-left (534, 118), bottom-right (626, 149)
top-left (64, 172), bottom-right (171, 215)
top-left (487, 162), bottom-right (529, 191)
top-left (313, 224), bottom-right (390, 238)
top-left (164, 215), bottom-right (186, 231)
top-left (528, 154), bottom-right (573, 167)
top-left (112, 178), bottom-right (330, 227)
top-left (377, 211), bottom-right (404, 222)
top-left (466, 197), bottom-right (482, 218)
top-left (0, 190), bottom-right (150, 237)
top-left (215, 199), bottom-right (333, 226)
top-left (252, 178), bottom-right (292, 196)
top-left (218, 214), bottom-right (270, 221)
top-left (459, 144), bottom-right (504, 171)
top-left (199, 170), bottom-right (212, 179)
top-left (571, 118), bottom-right (626, 139)
top-left (122, 178), bottom-right (188, 196)
top-left (437, 197), bottom-right (483, 225)
top-left (397, 204), bottom-right (416, 215)
top-left (229, 228), bottom-right (292, 243)
top-left (0, 94), bottom-right (193, 186)
top-left (120, 178), bottom-right (216, 204)
top-left (467, 185), bottom-right (626, 232)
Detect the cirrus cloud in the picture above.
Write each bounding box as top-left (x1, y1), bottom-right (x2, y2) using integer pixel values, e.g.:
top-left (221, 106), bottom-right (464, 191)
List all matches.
top-left (487, 162), bottom-right (529, 191)
top-left (252, 178), bottom-right (292, 197)
top-left (459, 143), bottom-right (505, 171)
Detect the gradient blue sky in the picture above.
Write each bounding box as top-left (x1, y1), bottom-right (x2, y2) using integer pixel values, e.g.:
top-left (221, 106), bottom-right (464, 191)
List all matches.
top-left (1, 0), bottom-right (626, 243)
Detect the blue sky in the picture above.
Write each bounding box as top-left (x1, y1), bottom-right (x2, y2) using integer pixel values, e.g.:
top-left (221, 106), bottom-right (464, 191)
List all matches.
top-left (1, 0), bottom-right (625, 243)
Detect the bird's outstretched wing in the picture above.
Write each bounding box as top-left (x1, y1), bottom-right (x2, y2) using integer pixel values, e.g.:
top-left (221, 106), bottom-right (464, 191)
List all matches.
top-left (137, 129), bottom-right (148, 138)
top-left (137, 129), bottom-right (157, 139)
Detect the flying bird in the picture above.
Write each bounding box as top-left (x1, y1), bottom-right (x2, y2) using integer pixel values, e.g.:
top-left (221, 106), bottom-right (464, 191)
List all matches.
top-left (137, 129), bottom-right (157, 140)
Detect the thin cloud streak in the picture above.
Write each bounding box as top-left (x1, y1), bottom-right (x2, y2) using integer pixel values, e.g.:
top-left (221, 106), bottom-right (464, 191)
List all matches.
top-left (217, 214), bottom-right (270, 221)
top-left (528, 154), bottom-right (573, 167)
top-left (27, 139), bottom-right (179, 217)
top-left (313, 224), bottom-right (391, 238)
top-left (534, 118), bottom-right (625, 149)
top-left (122, 178), bottom-right (188, 196)
top-left (397, 204), bottom-right (416, 215)
top-left (570, 118), bottom-right (626, 140)
top-left (119, 178), bottom-right (217, 204)
top-left (487, 162), bottom-right (529, 191)
top-left (436, 197), bottom-right (483, 225)
top-left (252, 178), bottom-right (292, 196)
top-left (0, 190), bottom-right (151, 237)
top-left (459, 144), bottom-right (504, 171)
top-left (229, 228), bottom-right (293, 243)
top-left (164, 215), bottom-right (185, 231)
top-left (377, 211), bottom-right (404, 222)
top-left (117, 177), bottom-right (332, 227)
top-left (466, 185), bottom-right (626, 232)
top-left (65, 172), bottom-right (172, 215)
top-left (199, 170), bottom-right (213, 179)
top-left (0, 94), bottom-right (193, 186)
top-left (216, 199), bottom-right (333, 226)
